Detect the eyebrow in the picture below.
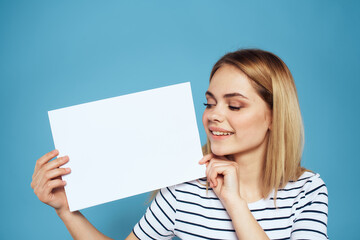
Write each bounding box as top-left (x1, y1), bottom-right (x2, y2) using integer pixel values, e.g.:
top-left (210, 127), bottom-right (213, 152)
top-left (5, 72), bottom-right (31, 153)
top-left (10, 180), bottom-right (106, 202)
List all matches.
top-left (205, 91), bottom-right (249, 100)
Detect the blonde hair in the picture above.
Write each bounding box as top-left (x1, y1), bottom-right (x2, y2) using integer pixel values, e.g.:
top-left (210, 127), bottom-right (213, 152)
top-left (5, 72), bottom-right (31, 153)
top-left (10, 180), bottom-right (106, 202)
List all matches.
top-left (204, 49), bottom-right (306, 199)
top-left (150, 49), bottom-right (306, 203)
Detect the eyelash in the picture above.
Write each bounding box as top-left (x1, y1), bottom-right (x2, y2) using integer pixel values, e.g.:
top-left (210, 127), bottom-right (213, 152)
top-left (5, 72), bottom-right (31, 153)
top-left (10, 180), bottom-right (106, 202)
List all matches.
top-left (203, 103), bottom-right (241, 111)
top-left (203, 103), bottom-right (214, 108)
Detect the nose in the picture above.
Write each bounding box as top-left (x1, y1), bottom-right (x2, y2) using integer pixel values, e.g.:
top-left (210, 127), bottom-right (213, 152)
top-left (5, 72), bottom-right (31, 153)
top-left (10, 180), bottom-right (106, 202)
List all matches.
top-left (207, 107), bottom-right (225, 123)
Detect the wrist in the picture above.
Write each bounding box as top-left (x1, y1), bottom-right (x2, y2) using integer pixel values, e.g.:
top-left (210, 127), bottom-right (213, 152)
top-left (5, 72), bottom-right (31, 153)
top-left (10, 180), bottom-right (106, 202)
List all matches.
top-left (226, 197), bottom-right (248, 219)
top-left (55, 208), bottom-right (74, 221)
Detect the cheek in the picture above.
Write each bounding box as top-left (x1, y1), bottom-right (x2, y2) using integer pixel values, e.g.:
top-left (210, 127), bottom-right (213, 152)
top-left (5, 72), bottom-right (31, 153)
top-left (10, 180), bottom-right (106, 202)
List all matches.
top-left (202, 111), bottom-right (208, 127)
top-left (233, 112), bottom-right (269, 137)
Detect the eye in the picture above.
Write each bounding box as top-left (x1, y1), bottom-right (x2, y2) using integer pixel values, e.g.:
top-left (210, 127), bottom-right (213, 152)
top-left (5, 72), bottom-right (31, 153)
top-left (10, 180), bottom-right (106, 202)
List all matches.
top-left (203, 103), bottom-right (215, 109)
top-left (229, 106), bottom-right (241, 111)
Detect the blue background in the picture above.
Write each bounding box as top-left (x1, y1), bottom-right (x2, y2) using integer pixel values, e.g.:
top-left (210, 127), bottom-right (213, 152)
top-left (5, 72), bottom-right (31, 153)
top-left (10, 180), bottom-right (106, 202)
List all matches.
top-left (1, 0), bottom-right (359, 239)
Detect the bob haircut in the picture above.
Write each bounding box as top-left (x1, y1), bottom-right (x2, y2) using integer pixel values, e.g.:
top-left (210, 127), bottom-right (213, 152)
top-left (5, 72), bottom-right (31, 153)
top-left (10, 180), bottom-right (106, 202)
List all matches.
top-left (202, 49), bottom-right (306, 199)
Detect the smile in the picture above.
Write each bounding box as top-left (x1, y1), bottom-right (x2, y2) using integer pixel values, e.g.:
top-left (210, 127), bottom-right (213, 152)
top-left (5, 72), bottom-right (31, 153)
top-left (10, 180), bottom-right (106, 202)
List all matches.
top-left (210, 131), bottom-right (234, 136)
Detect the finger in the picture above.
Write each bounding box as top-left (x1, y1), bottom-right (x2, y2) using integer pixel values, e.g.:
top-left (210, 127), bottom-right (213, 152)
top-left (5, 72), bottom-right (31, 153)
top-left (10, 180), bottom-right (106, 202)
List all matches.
top-left (206, 159), bottom-right (231, 182)
top-left (212, 175), bottom-right (224, 191)
top-left (42, 179), bottom-right (67, 201)
top-left (45, 167), bottom-right (71, 181)
top-left (208, 164), bottom-right (223, 187)
top-left (34, 178), bottom-right (65, 201)
top-left (204, 157), bottom-right (231, 186)
top-left (198, 153), bottom-right (213, 165)
top-left (32, 156), bottom-right (69, 190)
top-left (207, 162), bottom-right (237, 187)
top-left (38, 167), bottom-right (70, 192)
top-left (34, 149), bottom-right (59, 173)
top-left (43, 155), bottom-right (69, 172)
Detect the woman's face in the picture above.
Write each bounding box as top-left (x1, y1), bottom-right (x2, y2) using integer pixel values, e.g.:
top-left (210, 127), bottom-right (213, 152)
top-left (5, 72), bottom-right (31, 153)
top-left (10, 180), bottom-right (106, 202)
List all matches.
top-left (202, 64), bottom-right (272, 157)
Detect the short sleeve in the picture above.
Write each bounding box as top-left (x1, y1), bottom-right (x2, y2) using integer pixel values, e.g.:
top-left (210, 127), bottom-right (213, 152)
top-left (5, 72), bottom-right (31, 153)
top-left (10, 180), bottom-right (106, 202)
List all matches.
top-left (133, 185), bottom-right (177, 239)
top-left (291, 174), bottom-right (328, 239)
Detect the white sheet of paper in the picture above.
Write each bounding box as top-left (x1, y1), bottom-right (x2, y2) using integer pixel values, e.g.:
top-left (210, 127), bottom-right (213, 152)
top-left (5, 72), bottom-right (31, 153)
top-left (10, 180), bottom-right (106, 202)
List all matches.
top-left (48, 82), bottom-right (204, 212)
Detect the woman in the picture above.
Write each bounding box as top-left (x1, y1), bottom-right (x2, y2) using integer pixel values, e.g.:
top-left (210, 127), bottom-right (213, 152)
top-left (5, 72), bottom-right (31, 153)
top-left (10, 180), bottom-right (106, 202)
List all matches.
top-left (31, 49), bottom-right (328, 239)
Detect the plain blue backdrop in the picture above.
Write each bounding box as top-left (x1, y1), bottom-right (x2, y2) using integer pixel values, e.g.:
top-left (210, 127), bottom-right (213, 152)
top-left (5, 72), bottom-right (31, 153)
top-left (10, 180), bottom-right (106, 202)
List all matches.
top-left (1, 0), bottom-right (359, 239)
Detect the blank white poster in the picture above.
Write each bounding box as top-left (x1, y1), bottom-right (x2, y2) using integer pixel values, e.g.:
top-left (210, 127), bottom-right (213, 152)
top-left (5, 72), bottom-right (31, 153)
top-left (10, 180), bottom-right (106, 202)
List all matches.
top-left (48, 82), bottom-right (204, 212)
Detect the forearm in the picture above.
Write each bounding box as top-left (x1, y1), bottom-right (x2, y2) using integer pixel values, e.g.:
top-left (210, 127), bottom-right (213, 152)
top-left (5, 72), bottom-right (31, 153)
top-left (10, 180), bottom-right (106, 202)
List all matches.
top-left (227, 199), bottom-right (269, 240)
top-left (57, 210), bottom-right (113, 240)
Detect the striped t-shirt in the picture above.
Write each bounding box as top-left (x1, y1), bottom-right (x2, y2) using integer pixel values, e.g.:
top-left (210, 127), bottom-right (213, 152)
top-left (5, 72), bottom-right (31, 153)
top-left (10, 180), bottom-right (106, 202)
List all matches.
top-left (133, 171), bottom-right (328, 239)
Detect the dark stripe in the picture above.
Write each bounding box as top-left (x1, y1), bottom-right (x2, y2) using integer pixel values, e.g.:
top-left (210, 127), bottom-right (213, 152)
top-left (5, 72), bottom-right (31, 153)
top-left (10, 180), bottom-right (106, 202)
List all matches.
top-left (176, 189), bottom-right (219, 200)
top-left (144, 214), bottom-right (173, 237)
top-left (177, 199), bottom-right (226, 211)
top-left (176, 219), bottom-right (235, 232)
top-left (166, 187), bottom-right (177, 200)
top-left (291, 228), bottom-right (328, 238)
top-left (294, 218), bottom-right (327, 227)
top-left (250, 205), bottom-right (292, 212)
top-left (288, 195), bottom-right (305, 208)
top-left (155, 197), bottom-right (174, 225)
top-left (313, 201), bottom-right (328, 207)
top-left (138, 221), bottom-right (157, 240)
top-left (278, 181), bottom-right (312, 192)
top-left (175, 228), bottom-right (227, 240)
top-left (305, 184), bottom-right (326, 196)
top-left (185, 182), bottom-right (212, 190)
top-left (296, 201), bottom-right (312, 211)
top-left (295, 199), bottom-right (328, 211)
top-left (263, 225), bottom-right (292, 231)
top-left (196, 178), bottom-right (208, 184)
top-left (160, 189), bottom-right (176, 213)
top-left (257, 213), bottom-right (294, 222)
top-left (289, 175), bottom-right (312, 183)
top-left (318, 192), bottom-right (328, 197)
top-left (177, 209), bottom-right (232, 221)
top-left (271, 191), bottom-right (305, 200)
top-left (301, 209), bottom-right (328, 217)
top-left (149, 205), bottom-right (170, 232)
top-left (293, 200), bottom-right (299, 207)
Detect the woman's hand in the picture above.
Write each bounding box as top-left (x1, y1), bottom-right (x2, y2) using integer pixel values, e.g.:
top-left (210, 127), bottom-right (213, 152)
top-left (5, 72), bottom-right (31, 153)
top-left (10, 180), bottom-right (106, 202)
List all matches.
top-left (199, 154), bottom-right (269, 240)
top-left (199, 154), bottom-right (243, 209)
top-left (31, 150), bottom-right (118, 240)
top-left (31, 149), bottom-right (71, 215)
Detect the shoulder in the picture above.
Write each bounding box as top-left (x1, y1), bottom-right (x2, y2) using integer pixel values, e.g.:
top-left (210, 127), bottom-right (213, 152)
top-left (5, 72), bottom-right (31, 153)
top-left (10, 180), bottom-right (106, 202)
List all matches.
top-left (279, 171), bottom-right (328, 198)
top-left (273, 171), bottom-right (328, 213)
top-left (278, 171), bottom-right (328, 218)
top-left (287, 172), bottom-right (329, 239)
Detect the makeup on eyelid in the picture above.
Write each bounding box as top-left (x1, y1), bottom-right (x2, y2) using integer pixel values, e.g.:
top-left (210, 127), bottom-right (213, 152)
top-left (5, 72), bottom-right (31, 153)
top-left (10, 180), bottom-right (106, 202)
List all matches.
top-left (203, 103), bottom-right (243, 111)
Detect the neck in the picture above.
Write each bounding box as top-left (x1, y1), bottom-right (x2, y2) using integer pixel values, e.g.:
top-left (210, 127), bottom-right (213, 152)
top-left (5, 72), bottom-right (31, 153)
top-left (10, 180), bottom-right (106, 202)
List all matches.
top-left (229, 133), bottom-right (269, 202)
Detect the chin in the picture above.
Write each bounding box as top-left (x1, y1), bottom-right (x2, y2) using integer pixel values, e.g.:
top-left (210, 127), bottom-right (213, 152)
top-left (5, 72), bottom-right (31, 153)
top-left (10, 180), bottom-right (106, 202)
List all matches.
top-left (210, 145), bottom-right (232, 157)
